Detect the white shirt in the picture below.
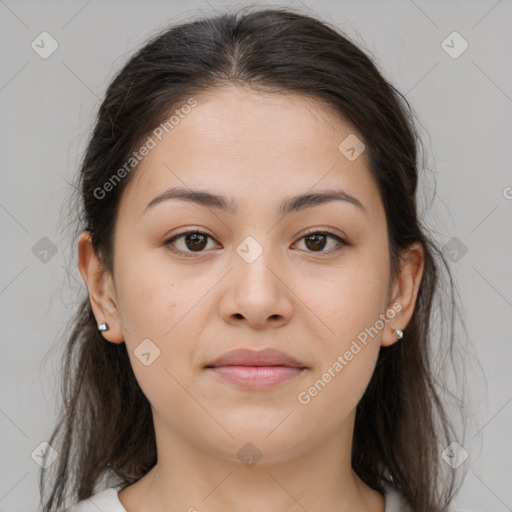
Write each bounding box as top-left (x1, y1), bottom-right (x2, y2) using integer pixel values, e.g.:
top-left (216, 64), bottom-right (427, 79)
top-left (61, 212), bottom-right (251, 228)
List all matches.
top-left (65, 479), bottom-right (412, 511)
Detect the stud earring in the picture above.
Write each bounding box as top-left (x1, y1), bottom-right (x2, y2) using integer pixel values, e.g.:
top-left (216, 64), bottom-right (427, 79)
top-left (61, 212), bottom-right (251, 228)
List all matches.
top-left (394, 329), bottom-right (403, 339)
top-left (98, 322), bottom-right (110, 332)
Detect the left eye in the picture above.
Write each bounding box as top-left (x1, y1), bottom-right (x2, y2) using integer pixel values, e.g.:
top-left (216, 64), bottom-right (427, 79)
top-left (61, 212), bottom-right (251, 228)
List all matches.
top-left (164, 230), bottom-right (347, 257)
top-left (293, 231), bottom-right (347, 254)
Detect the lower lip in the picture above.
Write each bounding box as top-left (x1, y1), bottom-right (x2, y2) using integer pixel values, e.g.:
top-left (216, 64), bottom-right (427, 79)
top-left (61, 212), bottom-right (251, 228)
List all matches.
top-left (206, 365), bottom-right (306, 388)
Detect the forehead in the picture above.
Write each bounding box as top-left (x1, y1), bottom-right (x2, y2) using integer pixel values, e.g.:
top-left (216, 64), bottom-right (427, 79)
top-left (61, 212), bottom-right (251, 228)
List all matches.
top-left (119, 85), bottom-right (382, 222)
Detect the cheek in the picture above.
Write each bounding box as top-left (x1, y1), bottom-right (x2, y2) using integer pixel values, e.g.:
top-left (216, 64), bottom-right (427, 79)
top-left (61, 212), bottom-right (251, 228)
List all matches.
top-left (112, 257), bottom-right (201, 411)
top-left (303, 249), bottom-right (390, 347)
top-left (295, 259), bottom-right (387, 415)
top-left (113, 249), bottom-right (212, 371)
top-left (115, 260), bottom-right (175, 335)
top-left (114, 240), bottom-right (194, 327)
top-left (296, 345), bottom-right (378, 433)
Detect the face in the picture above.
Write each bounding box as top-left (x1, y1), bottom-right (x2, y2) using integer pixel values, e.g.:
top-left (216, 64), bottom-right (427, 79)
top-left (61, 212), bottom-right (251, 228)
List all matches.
top-left (81, 85), bottom-right (416, 465)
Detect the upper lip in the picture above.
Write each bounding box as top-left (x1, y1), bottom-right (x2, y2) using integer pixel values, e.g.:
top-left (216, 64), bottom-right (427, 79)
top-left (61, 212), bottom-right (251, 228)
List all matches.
top-left (205, 348), bottom-right (307, 368)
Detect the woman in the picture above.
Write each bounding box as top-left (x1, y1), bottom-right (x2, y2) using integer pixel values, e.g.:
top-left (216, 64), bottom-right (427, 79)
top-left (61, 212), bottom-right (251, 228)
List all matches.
top-left (40, 6), bottom-right (467, 512)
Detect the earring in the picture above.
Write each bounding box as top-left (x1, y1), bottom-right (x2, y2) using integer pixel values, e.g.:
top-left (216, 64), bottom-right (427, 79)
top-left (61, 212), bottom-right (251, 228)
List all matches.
top-left (394, 329), bottom-right (403, 339)
top-left (98, 322), bottom-right (110, 332)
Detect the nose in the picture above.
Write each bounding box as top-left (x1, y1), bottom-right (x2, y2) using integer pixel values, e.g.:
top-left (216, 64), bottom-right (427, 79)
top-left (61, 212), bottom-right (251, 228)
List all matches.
top-left (218, 241), bottom-right (294, 330)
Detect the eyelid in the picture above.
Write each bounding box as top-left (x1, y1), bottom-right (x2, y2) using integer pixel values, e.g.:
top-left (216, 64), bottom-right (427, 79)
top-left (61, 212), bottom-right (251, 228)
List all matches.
top-left (300, 226), bottom-right (347, 241)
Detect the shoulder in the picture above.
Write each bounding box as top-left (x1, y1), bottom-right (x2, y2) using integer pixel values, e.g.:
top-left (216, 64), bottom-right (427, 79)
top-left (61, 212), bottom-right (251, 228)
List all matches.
top-left (381, 479), bottom-right (413, 512)
top-left (382, 480), bottom-right (460, 512)
top-left (64, 487), bottom-right (126, 512)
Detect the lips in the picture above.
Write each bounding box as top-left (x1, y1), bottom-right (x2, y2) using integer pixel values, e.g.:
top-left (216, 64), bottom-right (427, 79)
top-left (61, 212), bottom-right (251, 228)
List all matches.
top-left (204, 348), bottom-right (307, 369)
top-left (204, 348), bottom-right (308, 389)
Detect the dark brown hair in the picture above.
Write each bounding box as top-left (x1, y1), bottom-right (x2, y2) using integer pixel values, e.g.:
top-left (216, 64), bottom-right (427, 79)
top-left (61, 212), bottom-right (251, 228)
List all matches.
top-left (41, 6), bottom-right (470, 511)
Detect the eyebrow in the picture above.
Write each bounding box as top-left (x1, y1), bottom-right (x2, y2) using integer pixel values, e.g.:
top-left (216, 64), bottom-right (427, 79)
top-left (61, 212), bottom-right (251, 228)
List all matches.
top-left (144, 186), bottom-right (366, 217)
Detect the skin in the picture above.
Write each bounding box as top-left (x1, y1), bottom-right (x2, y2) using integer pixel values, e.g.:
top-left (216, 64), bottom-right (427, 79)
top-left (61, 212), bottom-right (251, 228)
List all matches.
top-left (78, 85), bottom-right (424, 512)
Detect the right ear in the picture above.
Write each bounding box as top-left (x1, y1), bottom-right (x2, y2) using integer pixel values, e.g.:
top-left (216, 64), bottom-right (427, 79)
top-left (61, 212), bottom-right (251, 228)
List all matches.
top-left (77, 231), bottom-right (124, 344)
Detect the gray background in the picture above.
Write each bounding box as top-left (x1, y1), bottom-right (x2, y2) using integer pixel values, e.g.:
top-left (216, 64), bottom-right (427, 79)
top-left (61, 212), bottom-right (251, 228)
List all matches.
top-left (0, 0), bottom-right (511, 511)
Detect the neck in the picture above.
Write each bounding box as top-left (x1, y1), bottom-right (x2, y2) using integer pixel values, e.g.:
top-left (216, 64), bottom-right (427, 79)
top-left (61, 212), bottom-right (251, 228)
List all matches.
top-left (118, 409), bottom-right (385, 512)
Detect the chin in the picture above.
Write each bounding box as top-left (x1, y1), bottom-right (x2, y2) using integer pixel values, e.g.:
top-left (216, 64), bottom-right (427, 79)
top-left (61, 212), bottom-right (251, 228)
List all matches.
top-left (196, 423), bottom-right (317, 466)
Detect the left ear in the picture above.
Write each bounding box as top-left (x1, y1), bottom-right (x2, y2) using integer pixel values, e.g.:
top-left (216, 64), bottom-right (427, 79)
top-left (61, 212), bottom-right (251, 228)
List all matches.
top-left (381, 242), bottom-right (425, 347)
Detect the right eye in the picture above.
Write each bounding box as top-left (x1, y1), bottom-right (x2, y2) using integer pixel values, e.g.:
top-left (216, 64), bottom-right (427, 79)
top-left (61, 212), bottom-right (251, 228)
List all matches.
top-left (164, 230), bottom-right (220, 257)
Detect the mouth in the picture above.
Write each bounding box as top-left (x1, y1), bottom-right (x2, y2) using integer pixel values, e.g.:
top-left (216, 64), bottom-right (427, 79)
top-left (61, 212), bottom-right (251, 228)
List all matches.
top-left (204, 348), bottom-right (308, 389)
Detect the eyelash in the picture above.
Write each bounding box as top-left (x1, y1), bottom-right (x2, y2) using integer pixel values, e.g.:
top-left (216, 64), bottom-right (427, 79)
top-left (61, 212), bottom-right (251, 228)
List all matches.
top-left (164, 228), bottom-right (348, 258)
